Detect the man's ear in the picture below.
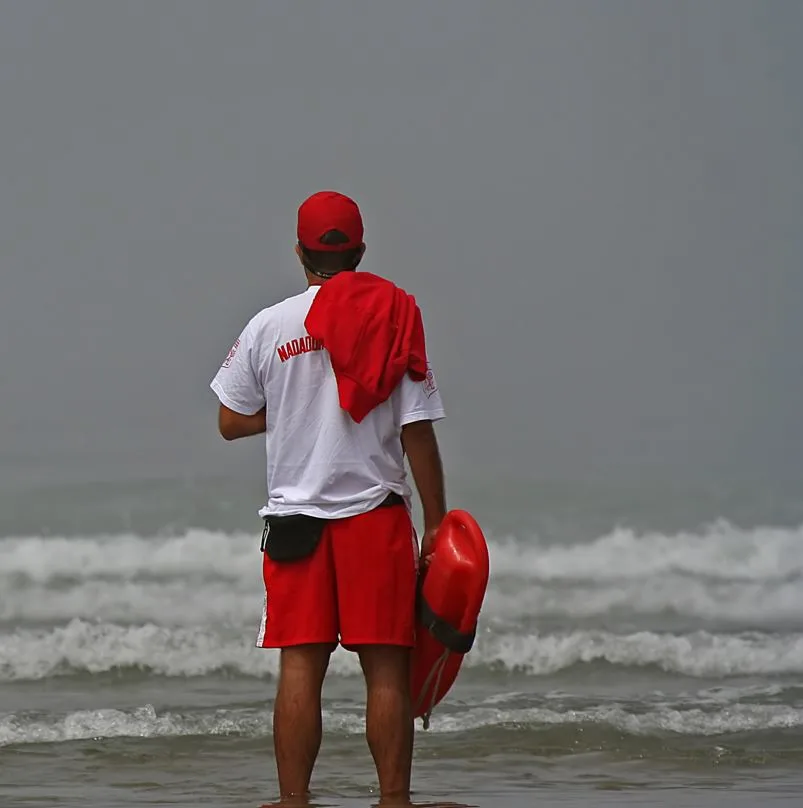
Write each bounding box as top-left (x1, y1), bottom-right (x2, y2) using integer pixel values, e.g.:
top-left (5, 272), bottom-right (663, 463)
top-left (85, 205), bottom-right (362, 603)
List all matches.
top-left (295, 243), bottom-right (311, 275)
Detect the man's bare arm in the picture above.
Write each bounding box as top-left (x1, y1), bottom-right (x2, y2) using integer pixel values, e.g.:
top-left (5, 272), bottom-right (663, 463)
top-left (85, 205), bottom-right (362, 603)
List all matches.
top-left (401, 419), bottom-right (446, 555)
top-left (218, 403), bottom-right (266, 441)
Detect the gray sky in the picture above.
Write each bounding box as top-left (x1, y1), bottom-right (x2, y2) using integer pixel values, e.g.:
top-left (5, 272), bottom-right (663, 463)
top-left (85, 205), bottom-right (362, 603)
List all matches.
top-left (1, 0), bottom-right (801, 491)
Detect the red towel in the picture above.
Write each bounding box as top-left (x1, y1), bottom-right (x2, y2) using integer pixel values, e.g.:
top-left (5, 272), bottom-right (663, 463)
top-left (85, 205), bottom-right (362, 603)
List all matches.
top-left (304, 271), bottom-right (429, 422)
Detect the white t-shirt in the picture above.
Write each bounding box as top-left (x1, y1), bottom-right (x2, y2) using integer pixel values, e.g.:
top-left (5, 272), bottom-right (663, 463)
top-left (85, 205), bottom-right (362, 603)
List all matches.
top-left (210, 285), bottom-right (446, 519)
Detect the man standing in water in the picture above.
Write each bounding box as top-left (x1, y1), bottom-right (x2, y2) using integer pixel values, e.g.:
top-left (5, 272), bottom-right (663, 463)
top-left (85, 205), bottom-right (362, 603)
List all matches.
top-left (209, 190), bottom-right (447, 802)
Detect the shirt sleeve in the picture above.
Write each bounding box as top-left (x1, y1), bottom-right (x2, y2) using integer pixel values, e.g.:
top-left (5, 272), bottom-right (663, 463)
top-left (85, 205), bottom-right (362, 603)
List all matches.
top-left (209, 319), bottom-right (266, 415)
top-left (399, 361), bottom-right (446, 426)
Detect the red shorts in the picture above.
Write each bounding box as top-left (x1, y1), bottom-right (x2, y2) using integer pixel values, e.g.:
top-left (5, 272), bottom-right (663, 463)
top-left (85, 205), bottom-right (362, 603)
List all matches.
top-left (256, 503), bottom-right (419, 649)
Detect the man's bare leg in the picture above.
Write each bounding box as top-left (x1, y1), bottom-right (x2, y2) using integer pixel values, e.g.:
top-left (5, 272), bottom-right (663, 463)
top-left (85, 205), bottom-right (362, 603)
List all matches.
top-left (358, 645), bottom-right (414, 800)
top-left (273, 643), bottom-right (333, 799)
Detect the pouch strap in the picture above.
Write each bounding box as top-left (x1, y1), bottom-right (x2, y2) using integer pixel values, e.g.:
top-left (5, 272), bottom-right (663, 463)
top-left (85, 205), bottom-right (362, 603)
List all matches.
top-left (377, 491), bottom-right (405, 508)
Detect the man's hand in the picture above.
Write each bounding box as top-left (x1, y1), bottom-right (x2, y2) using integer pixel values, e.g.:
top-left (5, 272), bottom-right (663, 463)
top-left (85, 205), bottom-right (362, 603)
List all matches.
top-left (420, 525), bottom-right (440, 567)
top-left (218, 404), bottom-right (266, 441)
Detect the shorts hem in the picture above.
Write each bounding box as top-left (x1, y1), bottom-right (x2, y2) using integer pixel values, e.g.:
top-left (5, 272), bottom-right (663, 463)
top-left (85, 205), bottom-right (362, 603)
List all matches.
top-left (256, 637), bottom-right (338, 649)
top-left (340, 637), bottom-right (416, 649)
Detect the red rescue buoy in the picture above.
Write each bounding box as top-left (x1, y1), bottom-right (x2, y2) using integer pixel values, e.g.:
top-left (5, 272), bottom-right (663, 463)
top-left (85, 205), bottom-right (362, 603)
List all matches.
top-left (410, 509), bottom-right (490, 728)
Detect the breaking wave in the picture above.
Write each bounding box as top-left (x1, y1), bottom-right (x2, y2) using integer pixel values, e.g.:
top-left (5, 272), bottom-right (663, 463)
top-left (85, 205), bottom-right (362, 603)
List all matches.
top-left (2, 522), bottom-right (803, 628)
top-left (3, 620), bottom-right (803, 682)
top-left (4, 700), bottom-right (803, 748)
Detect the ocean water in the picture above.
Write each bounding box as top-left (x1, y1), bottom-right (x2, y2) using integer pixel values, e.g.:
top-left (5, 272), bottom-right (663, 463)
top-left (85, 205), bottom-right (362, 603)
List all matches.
top-left (2, 475), bottom-right (803, 807)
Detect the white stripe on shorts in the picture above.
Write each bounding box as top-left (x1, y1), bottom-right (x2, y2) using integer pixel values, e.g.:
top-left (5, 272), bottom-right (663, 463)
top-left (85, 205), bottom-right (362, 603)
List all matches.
top-left (255, 592), bottom-right (267, 648)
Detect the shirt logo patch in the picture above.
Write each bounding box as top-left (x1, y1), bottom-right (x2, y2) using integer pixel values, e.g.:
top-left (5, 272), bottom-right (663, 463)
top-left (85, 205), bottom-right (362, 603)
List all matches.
top-left (222, 338), bottom-right (240, 368)
top-left (422, 365), bottom-right (438, 398)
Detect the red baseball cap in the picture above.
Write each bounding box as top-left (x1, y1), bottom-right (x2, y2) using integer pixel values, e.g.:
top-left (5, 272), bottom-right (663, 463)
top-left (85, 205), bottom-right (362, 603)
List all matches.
top-left (297, 191), bottom-right (364, 252)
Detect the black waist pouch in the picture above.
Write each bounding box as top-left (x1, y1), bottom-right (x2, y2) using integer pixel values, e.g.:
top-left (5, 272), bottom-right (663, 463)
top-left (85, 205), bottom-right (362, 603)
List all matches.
top-left (259, 492), bottom-right (405, 563)
top-left (260, 513), bottom-right (326, 562)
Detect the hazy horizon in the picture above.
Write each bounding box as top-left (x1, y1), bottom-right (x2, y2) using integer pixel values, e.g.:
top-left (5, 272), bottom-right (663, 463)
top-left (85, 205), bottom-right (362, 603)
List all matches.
top-left (1, 1), bottom-right (801, 494)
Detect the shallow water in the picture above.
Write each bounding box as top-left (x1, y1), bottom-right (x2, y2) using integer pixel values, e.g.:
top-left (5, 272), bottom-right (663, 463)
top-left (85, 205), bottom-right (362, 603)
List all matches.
top-left (2, 477), bottom-right (803, 806)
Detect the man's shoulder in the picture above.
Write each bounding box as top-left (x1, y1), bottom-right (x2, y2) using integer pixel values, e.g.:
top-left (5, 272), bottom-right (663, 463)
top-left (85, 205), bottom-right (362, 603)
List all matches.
top-left (275, 286), bottom-right (318, 313)
top-left (247, 289), bottom-right (316, 331)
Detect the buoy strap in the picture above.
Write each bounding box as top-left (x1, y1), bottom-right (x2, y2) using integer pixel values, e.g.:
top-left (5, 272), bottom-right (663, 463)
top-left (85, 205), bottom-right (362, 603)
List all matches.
top-left (416, 593), bottom-right (476, 655)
